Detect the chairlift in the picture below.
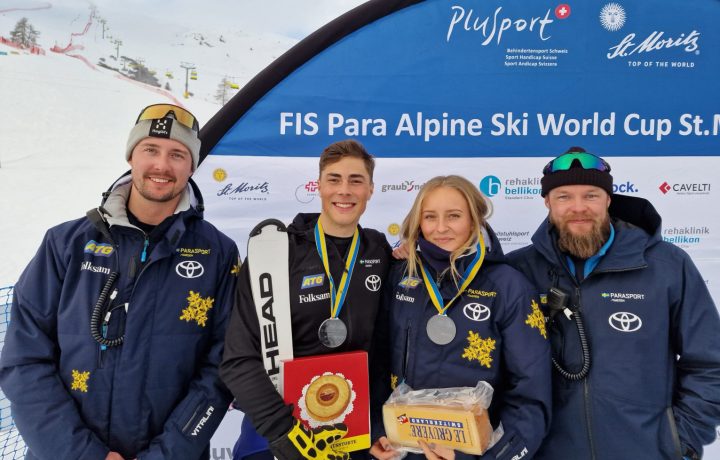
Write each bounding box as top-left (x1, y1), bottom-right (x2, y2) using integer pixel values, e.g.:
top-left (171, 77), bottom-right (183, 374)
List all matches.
top-left (227, 81), bottom-right (239, 89)
top-left (190, 69), bottom-right (198, 80)
top-left (165, 70), bottom-right (173, 79)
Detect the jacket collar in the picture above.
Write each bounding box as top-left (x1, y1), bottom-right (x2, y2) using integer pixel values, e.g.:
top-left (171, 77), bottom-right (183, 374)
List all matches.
top-left (530, 194), bottom-right (660, 273)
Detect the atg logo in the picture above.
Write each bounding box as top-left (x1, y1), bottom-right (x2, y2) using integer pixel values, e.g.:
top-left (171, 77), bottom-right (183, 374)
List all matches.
top-left (301, 274), bottom-right (324, 289)
top-left (399, 277), bottom-right (421, 289)
top-left (84, 240), bottom-right (114, 257)
top-left (658, 181), bottom-right (711, 195)
top-left (480, 175), bottom-right (540, 200)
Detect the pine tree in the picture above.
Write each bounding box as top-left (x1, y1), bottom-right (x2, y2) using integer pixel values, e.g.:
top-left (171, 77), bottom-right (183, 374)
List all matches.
top-left (215, 78), bottom-right (230, 105)
top-left (10, 17), bottom-right (40, 49)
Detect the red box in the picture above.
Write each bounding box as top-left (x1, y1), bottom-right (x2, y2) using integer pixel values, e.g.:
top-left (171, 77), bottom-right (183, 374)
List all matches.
top-left (282, 351), bottom-right (370, 452)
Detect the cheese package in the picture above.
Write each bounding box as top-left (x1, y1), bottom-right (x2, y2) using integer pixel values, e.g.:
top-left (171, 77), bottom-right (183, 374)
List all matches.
top-left (382, 382), bottom-right (495, 455)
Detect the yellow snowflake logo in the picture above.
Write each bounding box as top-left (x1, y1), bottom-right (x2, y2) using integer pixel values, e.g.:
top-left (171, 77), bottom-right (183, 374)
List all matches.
top-left (390, 374), bottom-right (398, 390)
top-left (231, 256), bottom-right (242, 276)
top-left (525, 299), bottom-right (547, 339)
top-left (461, 331), bottom-right (496, 368)
top-left (180, 291), bottom-right (215, 327)
top-left (71, 369), bottom-right (90, 393)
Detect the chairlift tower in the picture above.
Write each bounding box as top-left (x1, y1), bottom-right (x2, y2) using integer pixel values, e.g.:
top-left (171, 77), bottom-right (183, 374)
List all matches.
top-left (180, 62), bottom-right (196, 99)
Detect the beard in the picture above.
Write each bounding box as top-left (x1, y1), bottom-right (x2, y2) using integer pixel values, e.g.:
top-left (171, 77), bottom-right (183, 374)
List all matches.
top-left (552, 213), bottom-right (611, 259)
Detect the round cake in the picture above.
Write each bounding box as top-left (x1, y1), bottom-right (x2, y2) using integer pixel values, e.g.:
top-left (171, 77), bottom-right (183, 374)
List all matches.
top-left (304, 374), bottom-right (351, 421)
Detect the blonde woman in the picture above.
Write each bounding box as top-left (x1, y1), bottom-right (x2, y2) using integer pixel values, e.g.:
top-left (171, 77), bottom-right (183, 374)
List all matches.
top-left (370, 175), bottom-right (550, 460)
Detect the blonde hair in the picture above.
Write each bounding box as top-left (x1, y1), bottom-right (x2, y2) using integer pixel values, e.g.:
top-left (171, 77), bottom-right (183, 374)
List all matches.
top-left (401, 175), bottom-right (491, 284)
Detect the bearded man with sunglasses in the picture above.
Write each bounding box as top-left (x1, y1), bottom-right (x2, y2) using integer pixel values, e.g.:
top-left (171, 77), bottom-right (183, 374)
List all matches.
top-left (507, 147), bottom-right (720, 460)
top-left (0, 104), bottom-right (239, 460)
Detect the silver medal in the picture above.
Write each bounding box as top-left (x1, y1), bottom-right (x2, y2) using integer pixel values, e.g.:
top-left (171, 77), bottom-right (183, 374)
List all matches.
top-left (426, 315), bottom-right (456, 345)
top-left (318, 318), bottom-right (347, 348)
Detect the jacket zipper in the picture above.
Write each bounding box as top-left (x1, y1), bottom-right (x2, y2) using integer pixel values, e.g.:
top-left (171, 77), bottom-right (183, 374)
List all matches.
top-left (107, 232), bottom-right (155, 439)
top-left (401, 325), bottom-right (412, 384)
top-left (570, 266), bottom-right (645, 460)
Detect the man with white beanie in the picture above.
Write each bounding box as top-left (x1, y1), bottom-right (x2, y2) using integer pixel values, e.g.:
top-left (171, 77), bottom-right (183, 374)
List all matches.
top-left (0, 104), bottom-right (239, 460)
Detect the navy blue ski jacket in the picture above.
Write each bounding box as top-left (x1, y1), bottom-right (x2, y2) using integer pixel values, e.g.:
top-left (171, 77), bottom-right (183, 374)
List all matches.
top-left (374, 226), bottom-right (551, 460)
top-left (0, 175), bottom-right (239, 460)
top-left (507, 194), bottom-right (720, 460)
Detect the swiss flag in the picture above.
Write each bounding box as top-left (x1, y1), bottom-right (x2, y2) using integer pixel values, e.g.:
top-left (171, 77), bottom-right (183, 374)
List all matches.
top-left (555, 4), bottom-right (571, 19)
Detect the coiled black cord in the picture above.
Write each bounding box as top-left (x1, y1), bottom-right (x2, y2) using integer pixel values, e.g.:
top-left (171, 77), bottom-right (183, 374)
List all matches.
top-left (90, 271), bottom-right (124, 347)
top-left (552, 310), bottom-right (591, 380)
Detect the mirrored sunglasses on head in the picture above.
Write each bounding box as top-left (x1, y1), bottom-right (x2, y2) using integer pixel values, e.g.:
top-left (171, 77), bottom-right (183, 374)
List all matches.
top-left (136, 104), bottom-right (199, 132)
top-left (543, 152), bottom-right (611, 174)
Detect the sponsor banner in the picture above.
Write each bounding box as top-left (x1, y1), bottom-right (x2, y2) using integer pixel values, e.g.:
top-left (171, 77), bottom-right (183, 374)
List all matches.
top-left (199, 1), bottom-right (720, 453)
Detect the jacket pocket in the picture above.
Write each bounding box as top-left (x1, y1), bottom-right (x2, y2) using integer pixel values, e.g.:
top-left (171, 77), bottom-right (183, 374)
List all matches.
top-left (665, 407), bottom-right (683, 460)
top-left (179, 393), bottom-right (214, 437)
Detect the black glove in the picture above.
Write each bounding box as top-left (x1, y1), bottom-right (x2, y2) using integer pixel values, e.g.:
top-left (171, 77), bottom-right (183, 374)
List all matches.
top-left (269, 418), bottom-right (350, 460)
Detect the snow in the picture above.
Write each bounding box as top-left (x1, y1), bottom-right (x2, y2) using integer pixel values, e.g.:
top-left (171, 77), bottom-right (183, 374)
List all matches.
top-left (0, 0), bottom-right (364, 286)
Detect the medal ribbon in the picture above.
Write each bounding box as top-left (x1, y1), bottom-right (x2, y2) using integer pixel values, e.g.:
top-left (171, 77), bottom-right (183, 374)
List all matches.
top-left (419, 235), bottom-right (486, 317)
top-left (314, 220), bottom-right (360, 319)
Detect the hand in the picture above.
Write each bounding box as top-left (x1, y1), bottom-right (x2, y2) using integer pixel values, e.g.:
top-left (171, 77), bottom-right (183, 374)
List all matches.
top-left (105, 453), bottom-right (125, 460)
top-left (392, 243), bottom-right (409, 260)
top-left (418, 440), bottom-right (454, 460)
top-left (370, 436), bottom-right (400, 460)
top-left (269, 419), bottom-right (349, 460)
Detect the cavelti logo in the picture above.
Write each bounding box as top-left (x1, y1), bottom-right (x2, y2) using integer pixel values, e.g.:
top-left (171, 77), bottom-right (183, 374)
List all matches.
top-left (658, 181), bottom-right (711, 195)
top-left (599, 3), bottom-right (626, 32)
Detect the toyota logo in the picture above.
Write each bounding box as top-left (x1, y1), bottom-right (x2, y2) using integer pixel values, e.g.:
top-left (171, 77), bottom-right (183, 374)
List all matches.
top-left (608, 312), bottom-right (642, 332)
top-left (463, 303), bottom-right (491, 322)
top-left (176, 260), bottom-right (205, 279)
top-left (365, 275), bottom-right (382, 292)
